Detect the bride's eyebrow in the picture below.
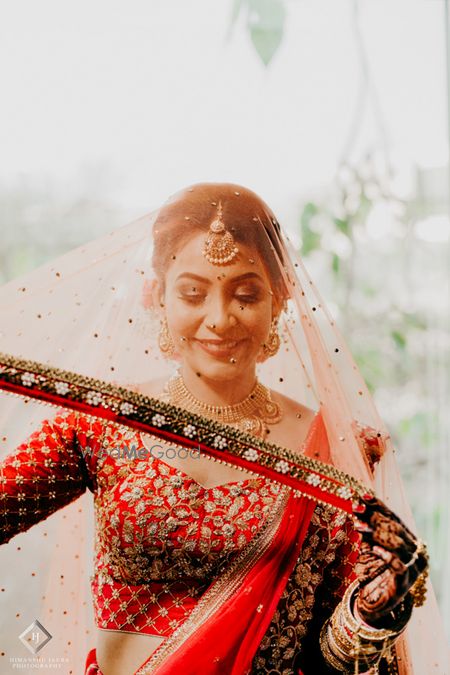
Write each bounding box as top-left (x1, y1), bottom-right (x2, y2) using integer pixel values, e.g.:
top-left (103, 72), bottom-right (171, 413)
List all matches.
top-left (175, 272), bottom-right (266, 284)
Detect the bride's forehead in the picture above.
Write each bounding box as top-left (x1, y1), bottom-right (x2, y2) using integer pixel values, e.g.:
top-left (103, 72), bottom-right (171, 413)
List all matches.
top-left (166, 232), bottom-right (268, 280)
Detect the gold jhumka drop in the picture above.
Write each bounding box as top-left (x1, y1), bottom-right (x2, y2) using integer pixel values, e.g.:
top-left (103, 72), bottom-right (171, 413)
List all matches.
top-left (165, 374), bottom-right (282, 440)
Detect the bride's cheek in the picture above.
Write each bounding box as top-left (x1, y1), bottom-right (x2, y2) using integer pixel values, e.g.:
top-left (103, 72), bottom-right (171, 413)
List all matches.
top-left (169, 304), bottom-right (201, 329)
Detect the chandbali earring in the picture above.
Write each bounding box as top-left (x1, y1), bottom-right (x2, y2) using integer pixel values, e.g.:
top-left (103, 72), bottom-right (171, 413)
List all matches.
top-left (158, 316), bottom-right (176, 357)
top-left (259, 317), bottom-right (281, 361)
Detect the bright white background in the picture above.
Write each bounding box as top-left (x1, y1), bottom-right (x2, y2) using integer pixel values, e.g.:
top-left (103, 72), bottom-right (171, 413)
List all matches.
top-left (0, 0), bottom-right (446, 219)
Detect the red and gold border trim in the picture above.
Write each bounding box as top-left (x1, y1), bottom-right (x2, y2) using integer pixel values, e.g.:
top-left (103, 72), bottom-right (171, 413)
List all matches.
top-left (0, 352), bottom-right (372, 513)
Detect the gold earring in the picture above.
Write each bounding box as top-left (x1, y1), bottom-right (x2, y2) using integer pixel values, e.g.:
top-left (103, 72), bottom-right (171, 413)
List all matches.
top-left (158, 316), bottom-right (176, 357)
top-left (261, 317), bottom-right (281, 360)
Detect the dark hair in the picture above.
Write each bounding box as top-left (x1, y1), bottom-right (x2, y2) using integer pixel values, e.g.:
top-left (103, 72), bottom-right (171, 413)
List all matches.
top-left (152, 182), bottom-right (289, 306)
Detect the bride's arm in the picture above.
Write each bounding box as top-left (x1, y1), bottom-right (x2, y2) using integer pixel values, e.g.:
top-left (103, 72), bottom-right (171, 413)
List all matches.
top-left (0, 409), bottom-right (104, 544)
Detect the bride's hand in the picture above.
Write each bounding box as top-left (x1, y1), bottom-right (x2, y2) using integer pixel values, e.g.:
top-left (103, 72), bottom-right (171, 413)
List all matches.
top-left (351, 495), bottom-right (428, 624)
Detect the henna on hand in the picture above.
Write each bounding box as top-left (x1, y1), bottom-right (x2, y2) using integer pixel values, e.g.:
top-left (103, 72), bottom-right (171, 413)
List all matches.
top-left (352, 495), bottom-right (428, 623)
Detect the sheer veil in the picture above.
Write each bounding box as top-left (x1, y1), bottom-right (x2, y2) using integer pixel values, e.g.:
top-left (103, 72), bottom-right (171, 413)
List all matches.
top-left (0, 182), bottom-right (447, 674)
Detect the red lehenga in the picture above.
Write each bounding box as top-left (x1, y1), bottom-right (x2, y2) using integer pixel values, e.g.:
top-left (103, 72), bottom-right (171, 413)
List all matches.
top-left (1, 405), bottom-right (364, 675)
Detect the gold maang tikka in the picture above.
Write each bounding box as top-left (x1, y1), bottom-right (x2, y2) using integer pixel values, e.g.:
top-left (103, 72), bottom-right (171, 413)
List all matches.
top-left (202, 201), bottom-right (239, 265)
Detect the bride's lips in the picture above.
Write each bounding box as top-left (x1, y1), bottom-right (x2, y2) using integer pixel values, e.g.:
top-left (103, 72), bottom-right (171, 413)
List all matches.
top-left (193, 338), bottom-right (246, 357)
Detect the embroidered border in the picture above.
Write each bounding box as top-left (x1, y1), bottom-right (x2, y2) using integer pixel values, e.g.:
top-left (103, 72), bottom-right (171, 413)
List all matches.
top-left (0, 352), bottom-right (373, 509)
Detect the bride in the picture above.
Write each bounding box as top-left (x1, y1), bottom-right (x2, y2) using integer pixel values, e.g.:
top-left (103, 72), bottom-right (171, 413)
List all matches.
top-left (98, 197), bottom-right (317, 673)
top-left (0, 183), bottom-right (442, 674)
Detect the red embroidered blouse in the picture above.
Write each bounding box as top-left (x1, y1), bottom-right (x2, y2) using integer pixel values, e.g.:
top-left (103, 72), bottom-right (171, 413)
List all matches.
top-left (0, 410), bottom-right (361, 673)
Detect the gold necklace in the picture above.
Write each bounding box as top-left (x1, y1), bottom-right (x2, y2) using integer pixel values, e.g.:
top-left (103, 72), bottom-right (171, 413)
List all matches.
top-left (165, 373), bottom-right (283, 440)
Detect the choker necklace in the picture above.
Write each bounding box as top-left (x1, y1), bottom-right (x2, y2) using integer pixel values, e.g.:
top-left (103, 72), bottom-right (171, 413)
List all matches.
top-left (165, 373), bottom-right (283, 439)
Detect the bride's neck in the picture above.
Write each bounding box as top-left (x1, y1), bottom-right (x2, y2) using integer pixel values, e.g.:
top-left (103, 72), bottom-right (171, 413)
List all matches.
top-left (180, 364), bottom-right (257, 406)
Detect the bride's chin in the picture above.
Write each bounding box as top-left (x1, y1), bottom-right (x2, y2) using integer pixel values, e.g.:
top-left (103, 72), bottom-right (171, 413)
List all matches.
top-left (185, 356), bottom-right (255, 381)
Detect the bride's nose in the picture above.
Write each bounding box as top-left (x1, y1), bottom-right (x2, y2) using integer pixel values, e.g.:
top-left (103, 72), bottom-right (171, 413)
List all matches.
top-left (204, 297), bottom-right (237, 332)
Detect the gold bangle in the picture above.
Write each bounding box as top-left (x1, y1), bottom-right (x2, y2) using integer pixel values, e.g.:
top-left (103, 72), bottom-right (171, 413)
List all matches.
top-left (327, 622), bottom-right (356, 662)
top-left (322, 618), bottom-right (382, 673)
top-left (319, 621), bottom-right (356, 673)
top-left (342, 581), bottom-right (399, 642)
top-left (323, 580), bottom-right (410, 671)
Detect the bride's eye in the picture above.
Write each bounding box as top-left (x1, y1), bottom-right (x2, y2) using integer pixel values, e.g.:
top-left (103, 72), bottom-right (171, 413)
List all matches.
top-left (234, 287), bottom-right (262, 304)
top-left (176, 285), bottom-right (262, 305)
top-left (177, 287), bottom-right (205, 304)
top-left (235, 294), bottom-right (258, 304)
top-left (179, 295), bottom-right (204, 304)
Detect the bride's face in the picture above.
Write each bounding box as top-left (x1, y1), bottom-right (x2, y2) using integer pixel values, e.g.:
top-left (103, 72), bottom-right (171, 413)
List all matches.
top-left (160, 232), bottom-right (275, 381)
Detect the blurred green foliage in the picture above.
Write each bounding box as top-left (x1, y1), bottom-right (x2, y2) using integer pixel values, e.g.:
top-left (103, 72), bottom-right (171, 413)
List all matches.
top-left (295, 155), bottom-right (449, 607)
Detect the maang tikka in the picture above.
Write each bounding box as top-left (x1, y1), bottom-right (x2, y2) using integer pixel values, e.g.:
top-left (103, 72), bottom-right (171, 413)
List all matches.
top-left (202, 201), bottom-right (239, 265)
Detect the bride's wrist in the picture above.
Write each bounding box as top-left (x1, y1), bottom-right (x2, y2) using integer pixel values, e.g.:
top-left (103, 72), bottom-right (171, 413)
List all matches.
top-left (353, 591), bottom-right (394, 629)
top-left (354, 593), bottom-right (412, 632)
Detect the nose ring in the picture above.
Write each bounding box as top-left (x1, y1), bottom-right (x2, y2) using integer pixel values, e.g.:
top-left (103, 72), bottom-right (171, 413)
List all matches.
top-left (206, 323), bottom-right (216, 329)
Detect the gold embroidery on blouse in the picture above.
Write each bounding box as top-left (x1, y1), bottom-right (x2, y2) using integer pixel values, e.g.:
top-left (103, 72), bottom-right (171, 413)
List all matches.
top-left (91, 423), bottom-right (282, 637)
top-left (134, 486), bottom-right (292, 674)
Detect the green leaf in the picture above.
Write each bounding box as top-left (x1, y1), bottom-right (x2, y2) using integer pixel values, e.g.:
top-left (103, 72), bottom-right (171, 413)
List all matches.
top-left (358, 192), bottom-right (372, 220)
top-left (301, 226), bottom-right (321, 256)
top-left (391, 330), bottom-right (407, 350)
top-left (332, 253), bottom-right (340, 275)
top-left (361, 283), bottom-right (377, 298)
top-left (300, 201), bottom-right (319, 225)
top-left (333, 217), bottom-right (350, 237)
top-left (247, 0), bottom-right (286, 66)
top-left (299, 202), bottom-right (321, 256)
top-left (403, 312), bottom-right (427, 331)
